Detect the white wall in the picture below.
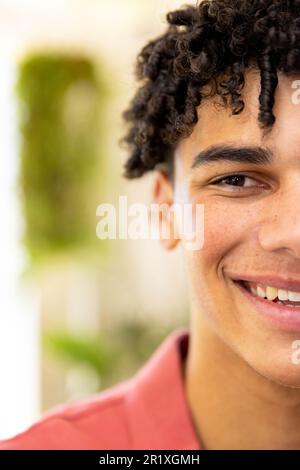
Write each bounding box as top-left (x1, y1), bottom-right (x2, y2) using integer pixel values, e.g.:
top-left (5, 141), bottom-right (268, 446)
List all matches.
top-left (0, 58), bottom-right (40, 439)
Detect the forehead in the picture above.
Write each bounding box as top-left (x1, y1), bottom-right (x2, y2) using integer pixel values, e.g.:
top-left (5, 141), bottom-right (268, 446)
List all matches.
top-left (174, 69), bottom-right (300, 170)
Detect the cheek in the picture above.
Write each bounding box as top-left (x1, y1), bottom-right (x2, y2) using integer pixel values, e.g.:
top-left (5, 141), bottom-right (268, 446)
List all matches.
top-left (195, 199), bottom-right (256, 264)
top-left (184, 200), bottom-right (262, 335)
top-left (185, 199), bottom-right (261, 290)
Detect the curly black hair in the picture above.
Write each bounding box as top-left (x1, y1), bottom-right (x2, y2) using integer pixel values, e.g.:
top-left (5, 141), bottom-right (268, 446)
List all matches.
top-left (122, 0), bottom-right (300, 179)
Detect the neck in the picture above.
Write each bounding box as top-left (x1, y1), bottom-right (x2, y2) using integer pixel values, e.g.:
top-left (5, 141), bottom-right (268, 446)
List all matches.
top-left (184, 319), bottom-right (300, 450)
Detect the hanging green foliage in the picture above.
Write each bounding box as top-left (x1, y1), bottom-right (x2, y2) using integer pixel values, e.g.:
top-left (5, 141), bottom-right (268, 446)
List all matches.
top-left (16, 53), bottom-right (105, 264)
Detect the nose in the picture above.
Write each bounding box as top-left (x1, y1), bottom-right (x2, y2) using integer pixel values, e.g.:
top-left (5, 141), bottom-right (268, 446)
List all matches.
top-left (258, 185), bottom-right (300, 259)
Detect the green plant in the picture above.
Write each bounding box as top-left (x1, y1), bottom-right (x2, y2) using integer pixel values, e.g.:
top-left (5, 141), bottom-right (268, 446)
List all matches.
top-left (44, 317), bottom-right (188, 390)
top-left (16, 53), bottom-right (106, 264)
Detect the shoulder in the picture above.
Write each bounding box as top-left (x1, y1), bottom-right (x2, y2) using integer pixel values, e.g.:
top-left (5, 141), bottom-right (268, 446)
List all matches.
top-left (0, 378), bottom-right (133, 450)
top-left (0, 328), bottom-right (194, 450)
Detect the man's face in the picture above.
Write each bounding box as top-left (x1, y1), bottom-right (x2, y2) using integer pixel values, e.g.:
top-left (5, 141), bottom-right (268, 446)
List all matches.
top-left (163, 69), bottom-right (300, 387)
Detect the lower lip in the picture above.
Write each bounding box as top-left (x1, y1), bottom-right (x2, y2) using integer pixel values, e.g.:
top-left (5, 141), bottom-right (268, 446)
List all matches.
top-left (233, 281), bottom-right (300, 332)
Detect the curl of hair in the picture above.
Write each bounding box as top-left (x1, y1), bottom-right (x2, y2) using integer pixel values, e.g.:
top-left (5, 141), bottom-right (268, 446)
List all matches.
top-left (122, 0), bottom-right (300, 178)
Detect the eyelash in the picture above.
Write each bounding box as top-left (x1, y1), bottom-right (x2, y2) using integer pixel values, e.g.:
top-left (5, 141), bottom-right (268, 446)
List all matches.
top-left (210, 174), bottom-right (264, 189)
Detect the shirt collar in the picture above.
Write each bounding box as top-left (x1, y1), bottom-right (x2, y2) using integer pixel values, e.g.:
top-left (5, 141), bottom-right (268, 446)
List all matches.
top-left (125, 327), bottom-right (201, 449)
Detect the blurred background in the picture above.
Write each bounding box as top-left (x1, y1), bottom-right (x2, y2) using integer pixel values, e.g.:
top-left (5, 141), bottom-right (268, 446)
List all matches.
top-left (0, 0), bottom-right (190, 439)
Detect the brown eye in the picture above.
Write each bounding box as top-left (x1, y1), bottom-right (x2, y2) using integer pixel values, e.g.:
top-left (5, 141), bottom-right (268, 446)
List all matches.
top-left (212, 174), bottom-right (259, 188)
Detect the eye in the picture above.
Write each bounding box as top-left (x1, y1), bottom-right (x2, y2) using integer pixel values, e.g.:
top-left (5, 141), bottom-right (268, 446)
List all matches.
top-left (211, 174), bottom-right (264, 189)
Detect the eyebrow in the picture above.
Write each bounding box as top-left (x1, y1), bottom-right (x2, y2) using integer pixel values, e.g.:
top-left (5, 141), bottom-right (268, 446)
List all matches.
top-left (191, 144), bottom-right (274, 169)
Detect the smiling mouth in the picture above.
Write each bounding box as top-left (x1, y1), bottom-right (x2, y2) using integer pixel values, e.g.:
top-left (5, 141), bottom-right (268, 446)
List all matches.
top-left (235, 280), bottom-right (300, 308)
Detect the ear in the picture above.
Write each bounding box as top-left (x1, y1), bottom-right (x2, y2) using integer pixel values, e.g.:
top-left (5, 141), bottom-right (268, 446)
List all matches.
top-left (152, 171), bottom-right (179, 251)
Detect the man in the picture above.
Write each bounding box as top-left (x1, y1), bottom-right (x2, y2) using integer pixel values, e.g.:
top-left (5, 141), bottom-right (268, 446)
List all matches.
top-left (2, 0), bottom-right (300, 449)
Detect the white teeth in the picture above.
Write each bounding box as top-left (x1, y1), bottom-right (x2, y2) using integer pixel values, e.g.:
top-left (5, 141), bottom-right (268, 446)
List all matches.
top-left (288, 291), bottom-right (300, 302)
top-left (266, 286), bottom-right (277, 301)
top-left (278, 289), bottom-right (288, 301)
top-left (250, 287), bottom-right (257, 296)
top-left (247, 283), bottom-right (300, 303)
top-left (257, 286), bottom-right (266, 299)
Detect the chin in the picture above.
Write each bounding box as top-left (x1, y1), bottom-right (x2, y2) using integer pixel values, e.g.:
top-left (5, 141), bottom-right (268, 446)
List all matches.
top-left (243, 346), bottom-right (300, 389)
top-left (259, 368), bottom-right (300, 389)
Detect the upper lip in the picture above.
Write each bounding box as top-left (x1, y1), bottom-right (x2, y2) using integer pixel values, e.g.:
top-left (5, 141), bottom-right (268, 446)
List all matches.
top-left (227, 272), bottom-right (300, 292)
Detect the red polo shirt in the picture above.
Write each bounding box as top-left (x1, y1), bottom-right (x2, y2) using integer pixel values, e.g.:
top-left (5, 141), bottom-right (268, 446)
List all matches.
top-left (0, 327), bottom-right (201, 450)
